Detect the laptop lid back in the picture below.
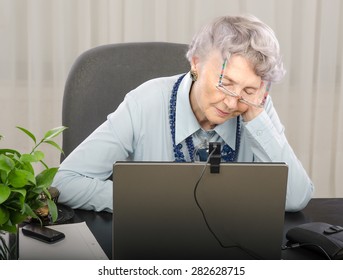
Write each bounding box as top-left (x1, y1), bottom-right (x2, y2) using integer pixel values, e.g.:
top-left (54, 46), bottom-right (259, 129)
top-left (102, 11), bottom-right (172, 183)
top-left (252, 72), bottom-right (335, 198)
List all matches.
top-left (112, 162), bottom-right (288, 260)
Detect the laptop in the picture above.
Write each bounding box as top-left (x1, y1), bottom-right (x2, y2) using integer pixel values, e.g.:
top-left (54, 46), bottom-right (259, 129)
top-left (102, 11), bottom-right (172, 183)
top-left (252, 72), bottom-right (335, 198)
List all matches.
top-left (112, 161), bottom-right (288, 260)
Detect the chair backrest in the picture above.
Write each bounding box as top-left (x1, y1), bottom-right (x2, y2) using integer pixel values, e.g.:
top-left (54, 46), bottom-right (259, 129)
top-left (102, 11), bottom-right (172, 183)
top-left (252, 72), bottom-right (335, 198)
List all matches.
top-left (61, 42), bottom-right (189, 161)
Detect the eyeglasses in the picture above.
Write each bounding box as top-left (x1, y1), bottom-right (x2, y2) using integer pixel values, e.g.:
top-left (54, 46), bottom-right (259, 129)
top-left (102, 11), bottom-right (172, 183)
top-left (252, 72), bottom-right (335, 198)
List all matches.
top-left (216, 58), bottom-right (271, 108)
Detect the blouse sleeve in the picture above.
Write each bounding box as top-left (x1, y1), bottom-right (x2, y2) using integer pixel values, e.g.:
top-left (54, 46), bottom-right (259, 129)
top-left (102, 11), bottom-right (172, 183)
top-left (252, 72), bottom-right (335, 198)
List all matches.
top-left (242, 96), bottom-right (314, 212)
top-left (52, 96), bottom-right (140, 212)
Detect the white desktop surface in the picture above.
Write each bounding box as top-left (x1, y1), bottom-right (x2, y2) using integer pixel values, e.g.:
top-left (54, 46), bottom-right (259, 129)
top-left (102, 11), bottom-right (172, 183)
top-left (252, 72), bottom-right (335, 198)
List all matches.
top-left (19, 222), bottom-right (108, 260)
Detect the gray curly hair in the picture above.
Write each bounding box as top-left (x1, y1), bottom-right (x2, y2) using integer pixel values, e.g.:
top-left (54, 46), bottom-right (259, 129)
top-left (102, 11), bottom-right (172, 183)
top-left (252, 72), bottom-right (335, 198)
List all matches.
top-left (186, 15), bottom-right (286, 82)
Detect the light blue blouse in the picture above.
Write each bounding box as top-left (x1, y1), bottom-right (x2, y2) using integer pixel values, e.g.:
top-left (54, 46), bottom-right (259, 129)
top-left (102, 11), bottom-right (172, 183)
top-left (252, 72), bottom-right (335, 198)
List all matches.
top-left (53, 73), bottom-right (314, 212)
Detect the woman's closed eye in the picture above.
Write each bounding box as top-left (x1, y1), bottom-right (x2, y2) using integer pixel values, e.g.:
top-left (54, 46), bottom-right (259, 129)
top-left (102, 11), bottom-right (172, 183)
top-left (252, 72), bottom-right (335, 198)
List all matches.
top-left (222, 83), bottom-right (235, 91)
top-left (243, 89), bottom-right (257, 95)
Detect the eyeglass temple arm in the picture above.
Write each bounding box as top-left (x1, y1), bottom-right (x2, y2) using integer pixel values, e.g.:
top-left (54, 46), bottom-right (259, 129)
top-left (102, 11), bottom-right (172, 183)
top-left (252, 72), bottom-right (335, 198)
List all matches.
top-left (218, 54), bottom-right (231, 85)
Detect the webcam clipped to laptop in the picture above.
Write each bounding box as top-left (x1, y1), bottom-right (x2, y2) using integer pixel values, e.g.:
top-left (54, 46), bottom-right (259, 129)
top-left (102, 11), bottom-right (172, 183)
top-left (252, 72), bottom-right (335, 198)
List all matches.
top-left (112, 151), bottom-right (288, 260)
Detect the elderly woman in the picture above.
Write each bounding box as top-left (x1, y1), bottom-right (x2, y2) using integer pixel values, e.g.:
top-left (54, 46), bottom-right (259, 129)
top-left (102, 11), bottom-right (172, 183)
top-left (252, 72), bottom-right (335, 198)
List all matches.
top-left (53, 15), bottom-right (314, 212)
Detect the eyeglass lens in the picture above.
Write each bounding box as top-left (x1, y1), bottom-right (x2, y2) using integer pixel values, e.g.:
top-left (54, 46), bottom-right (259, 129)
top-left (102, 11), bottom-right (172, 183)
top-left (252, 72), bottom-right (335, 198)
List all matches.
top-left (217, 57), bottom-right (271, 108)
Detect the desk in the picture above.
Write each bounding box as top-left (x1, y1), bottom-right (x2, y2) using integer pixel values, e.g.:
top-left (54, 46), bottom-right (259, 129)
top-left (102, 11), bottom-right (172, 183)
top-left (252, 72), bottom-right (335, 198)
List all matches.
top-left (71, 198), bottom-right (343, 260)
top-left (282, 198), bottom-right (343, 259)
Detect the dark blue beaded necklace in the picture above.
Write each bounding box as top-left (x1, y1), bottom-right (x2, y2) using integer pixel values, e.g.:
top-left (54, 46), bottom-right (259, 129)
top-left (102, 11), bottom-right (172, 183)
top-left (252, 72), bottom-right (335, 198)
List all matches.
top-left (169, 74), bottom-right (241, 162)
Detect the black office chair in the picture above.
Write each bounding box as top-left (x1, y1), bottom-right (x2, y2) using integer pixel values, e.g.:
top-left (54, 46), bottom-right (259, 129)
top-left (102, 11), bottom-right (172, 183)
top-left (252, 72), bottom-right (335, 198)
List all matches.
top-left (61, 42), bottom-right (190, 161)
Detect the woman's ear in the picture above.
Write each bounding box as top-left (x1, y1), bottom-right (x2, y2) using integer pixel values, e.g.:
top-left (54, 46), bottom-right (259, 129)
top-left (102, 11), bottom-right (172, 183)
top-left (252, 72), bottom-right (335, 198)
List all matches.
top-left (191, 56), bottom-right (200, 71)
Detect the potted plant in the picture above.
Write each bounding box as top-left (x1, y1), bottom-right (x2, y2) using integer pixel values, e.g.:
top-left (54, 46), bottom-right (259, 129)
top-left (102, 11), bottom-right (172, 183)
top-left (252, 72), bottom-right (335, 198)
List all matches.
top-left (0, 126), bottom-right (66, 259)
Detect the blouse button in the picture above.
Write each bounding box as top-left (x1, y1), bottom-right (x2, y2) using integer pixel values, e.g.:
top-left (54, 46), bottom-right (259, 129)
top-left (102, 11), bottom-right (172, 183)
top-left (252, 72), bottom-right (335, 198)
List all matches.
top-left (256, 130), bottom-right (263, 136)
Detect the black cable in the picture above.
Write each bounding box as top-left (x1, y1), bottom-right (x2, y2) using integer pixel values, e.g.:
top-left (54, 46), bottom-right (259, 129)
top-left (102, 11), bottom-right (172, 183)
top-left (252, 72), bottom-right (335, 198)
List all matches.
top-left (193, 150), bottom-right (262, 260)
top-left (282, 242), bottom-right (332, 260)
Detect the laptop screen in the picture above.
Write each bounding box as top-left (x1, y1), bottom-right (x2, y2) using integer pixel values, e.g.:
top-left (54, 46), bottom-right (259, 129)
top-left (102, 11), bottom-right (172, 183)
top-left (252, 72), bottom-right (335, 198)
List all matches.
top-left (112, 161), bottom-right (288, 260)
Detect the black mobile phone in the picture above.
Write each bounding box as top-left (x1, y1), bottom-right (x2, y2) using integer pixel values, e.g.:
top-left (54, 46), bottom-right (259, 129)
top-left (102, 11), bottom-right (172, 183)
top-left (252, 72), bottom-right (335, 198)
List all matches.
top-left (22, 224), bottom-right (65, 244)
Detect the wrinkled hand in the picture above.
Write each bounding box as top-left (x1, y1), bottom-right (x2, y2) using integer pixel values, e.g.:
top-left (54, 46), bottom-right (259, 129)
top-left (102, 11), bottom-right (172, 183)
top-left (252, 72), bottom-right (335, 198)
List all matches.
top-left (242, 105), bottom-right (264, 122)
top-left (242, 82), bottom-right (269, 122)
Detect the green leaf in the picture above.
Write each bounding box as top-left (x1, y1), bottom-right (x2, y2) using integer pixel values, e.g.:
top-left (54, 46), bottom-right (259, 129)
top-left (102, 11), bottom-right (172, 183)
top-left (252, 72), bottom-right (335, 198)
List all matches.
top-left (5, 189), bottom-right (26, 211)
top-left (29, 199), bottom-right (45, 211)
top-left (0, 154), bottom-right (15, 174)
top-left (0, 149), bottom-right (21, 157)
top-left (47, 199), bottom-right (58, 222)
top-left (0, 184), bottom-right (11, 204)
top-left (27, 186), bottom-right (45, 197)
top-left (33, 151), bottom-right (45, 161)
top-left (0, 170), bottom-right (6, 184)
top-left (21, 203), bottom-right (38, 219)
top-left (43, 126), bottom-right (67, 141)
top-left (16, 126), bottom-right (36, 144)
top-left (7, 170), bottom-right (28, 188)
top-left (10, 211), bottom-right (27, 225)
top-left (20, 161), bottom-right (34, 174)
top-left (12, 152), bottom-right (21, 163)
top-left (20, 154), bottom-right (37, 163)
top-left (44, 140), bottom-right (64, 154)
top-left (11, 188), bottom-right (27, 198)
top-left (42, 188), bottom-right (52, 199)
top-left (20, 151), bottom-right (45, 163)
top-left (8, 169), bottom-right (36, 188)
top-left (0, 222), bottom-right (17, 233)
top-left (36, 167), bottom-right (58, 189)
top-left (0, 205), bottom-right (10, 225)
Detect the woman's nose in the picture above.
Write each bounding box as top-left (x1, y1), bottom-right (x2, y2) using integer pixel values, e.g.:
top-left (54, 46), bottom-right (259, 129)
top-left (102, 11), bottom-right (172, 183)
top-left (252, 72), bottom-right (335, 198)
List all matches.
top-left (223, 94), bottom-right (240, 109)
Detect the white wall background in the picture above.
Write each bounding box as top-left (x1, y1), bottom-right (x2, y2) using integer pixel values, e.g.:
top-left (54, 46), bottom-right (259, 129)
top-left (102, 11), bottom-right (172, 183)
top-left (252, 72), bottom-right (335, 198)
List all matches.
top-left (0, 0), bottom-right (342, 198)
